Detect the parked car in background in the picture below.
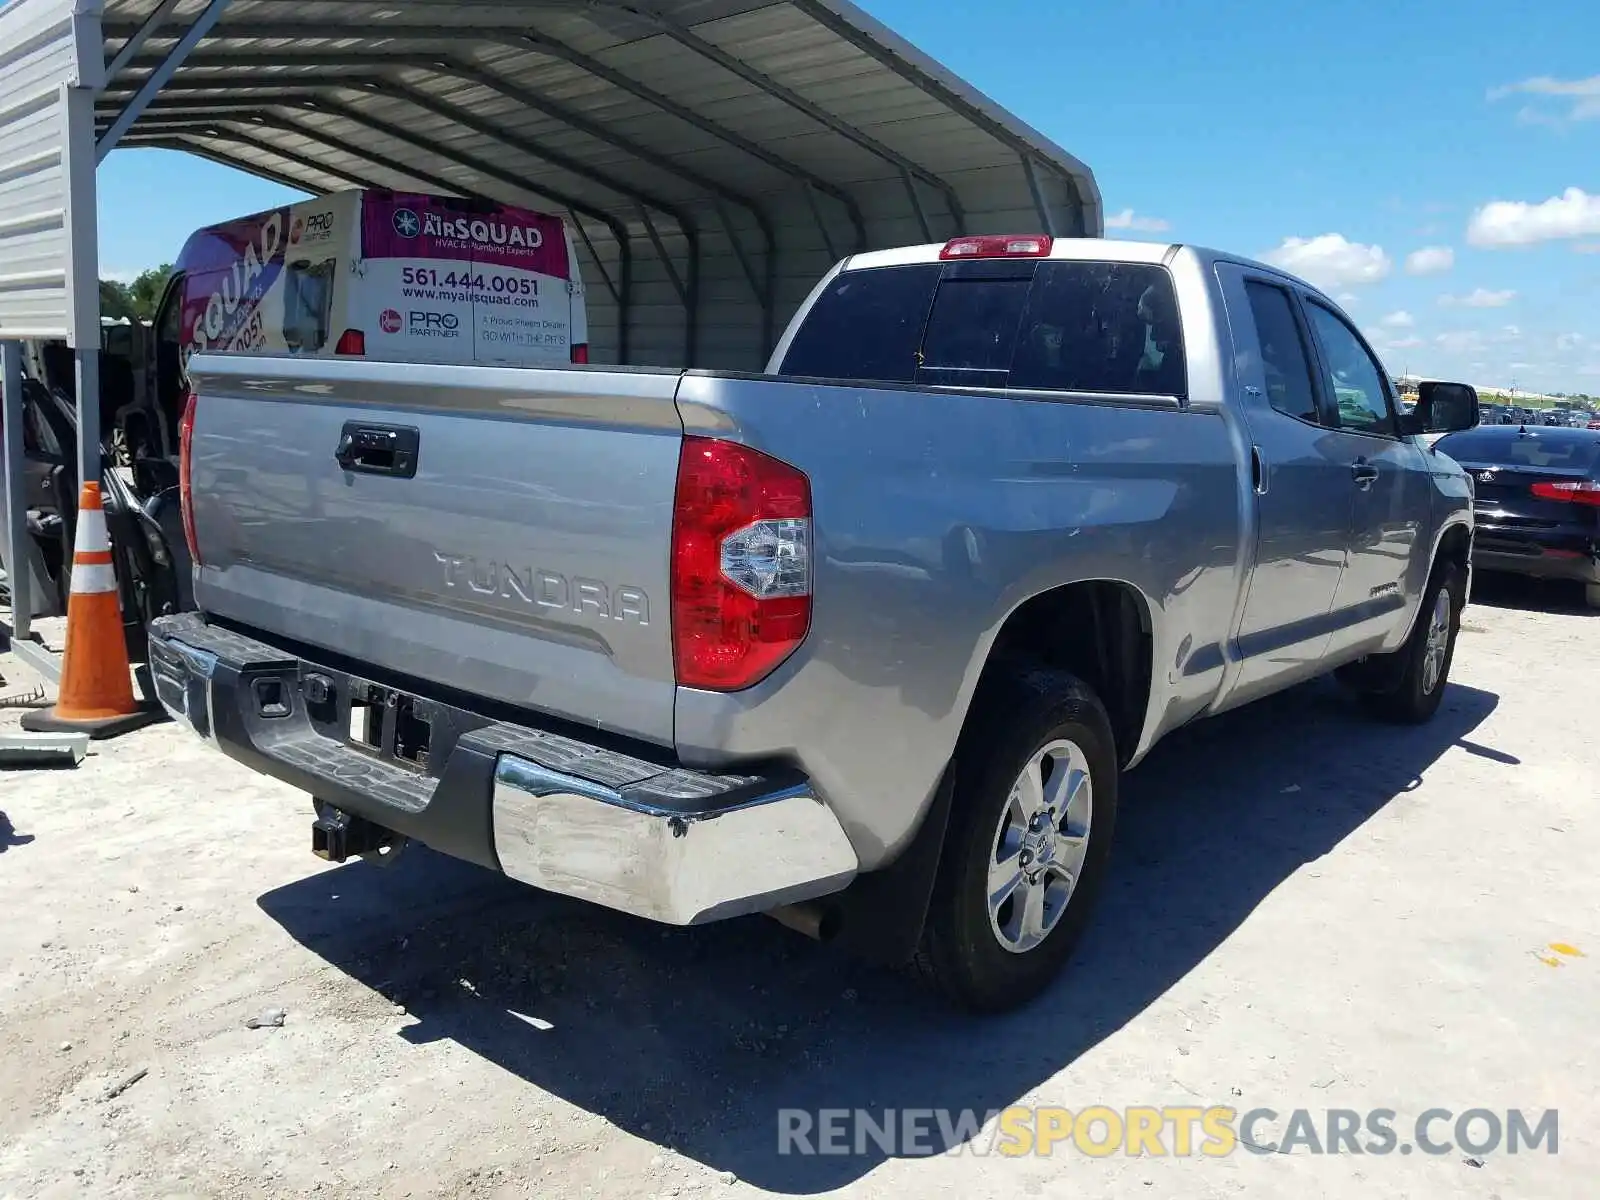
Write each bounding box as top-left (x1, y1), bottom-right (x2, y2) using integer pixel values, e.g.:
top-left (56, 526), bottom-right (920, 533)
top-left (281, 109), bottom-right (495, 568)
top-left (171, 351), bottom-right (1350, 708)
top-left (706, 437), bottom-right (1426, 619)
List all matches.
top-left (149, 235), bottom-right (1478, 1011)
top-left (1435, 425), bottom-right (1600, 608)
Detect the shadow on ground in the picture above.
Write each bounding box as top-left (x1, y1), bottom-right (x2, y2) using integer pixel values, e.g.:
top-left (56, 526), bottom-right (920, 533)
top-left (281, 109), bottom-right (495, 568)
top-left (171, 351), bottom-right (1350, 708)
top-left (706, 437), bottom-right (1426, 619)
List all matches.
top-left (0, 811), bottom-right (35, 852)
top-left (1470, 571), bottom-right (1598, 617)
top-left (259, 678), bottom-right (1499, 1194)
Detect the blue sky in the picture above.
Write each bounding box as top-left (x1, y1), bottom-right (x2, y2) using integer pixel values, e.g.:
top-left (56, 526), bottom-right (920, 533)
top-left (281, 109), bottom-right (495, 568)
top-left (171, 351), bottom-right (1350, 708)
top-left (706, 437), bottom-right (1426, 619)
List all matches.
top-left (97, 0), bottom-right (1600, 393)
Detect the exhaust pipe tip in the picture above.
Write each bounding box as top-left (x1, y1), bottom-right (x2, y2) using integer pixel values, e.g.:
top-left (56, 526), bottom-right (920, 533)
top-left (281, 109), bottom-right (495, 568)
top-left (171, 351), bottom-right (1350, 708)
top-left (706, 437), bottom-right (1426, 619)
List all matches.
top-left (766, 900), bottom-right (842, 942)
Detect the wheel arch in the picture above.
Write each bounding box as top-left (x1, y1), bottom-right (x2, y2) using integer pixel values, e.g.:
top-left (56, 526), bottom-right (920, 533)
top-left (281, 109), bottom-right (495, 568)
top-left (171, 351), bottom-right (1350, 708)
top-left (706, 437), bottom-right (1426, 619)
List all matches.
top-left (960, 578), bottom-right (1157, 770)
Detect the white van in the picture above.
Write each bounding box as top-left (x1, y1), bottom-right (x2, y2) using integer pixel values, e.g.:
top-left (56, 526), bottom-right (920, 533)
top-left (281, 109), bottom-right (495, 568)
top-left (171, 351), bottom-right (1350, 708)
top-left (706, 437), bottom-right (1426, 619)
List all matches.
top-left (163, 188), bottom-right (589, 369)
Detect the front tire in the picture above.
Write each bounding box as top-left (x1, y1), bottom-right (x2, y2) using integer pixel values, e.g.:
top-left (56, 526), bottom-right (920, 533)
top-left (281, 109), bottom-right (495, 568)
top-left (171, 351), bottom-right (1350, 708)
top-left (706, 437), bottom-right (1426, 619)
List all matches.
top-left (1356, 565), bottom-right (1463, 724)
top-left (915, 669), bottom-right (1118, 1013)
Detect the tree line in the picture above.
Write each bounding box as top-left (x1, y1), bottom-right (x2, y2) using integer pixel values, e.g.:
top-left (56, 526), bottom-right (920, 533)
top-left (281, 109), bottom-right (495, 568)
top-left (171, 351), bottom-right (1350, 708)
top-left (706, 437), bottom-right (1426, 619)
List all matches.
top-left (99, 265), bottom-right (172, 323)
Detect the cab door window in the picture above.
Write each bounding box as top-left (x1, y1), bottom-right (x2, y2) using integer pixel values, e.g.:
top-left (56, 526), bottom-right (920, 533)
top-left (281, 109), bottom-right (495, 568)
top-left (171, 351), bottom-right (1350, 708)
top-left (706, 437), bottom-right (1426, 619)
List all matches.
top-left (1304, 302), bottom-right (1398, 437)
top-left (1243, 280), bottom-right (1321, 424)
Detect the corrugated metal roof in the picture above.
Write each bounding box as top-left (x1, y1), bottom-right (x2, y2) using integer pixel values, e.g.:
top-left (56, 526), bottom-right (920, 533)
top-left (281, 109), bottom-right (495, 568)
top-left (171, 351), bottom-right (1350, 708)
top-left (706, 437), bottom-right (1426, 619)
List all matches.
top-left (91, 0), bottom-right (1102, 368)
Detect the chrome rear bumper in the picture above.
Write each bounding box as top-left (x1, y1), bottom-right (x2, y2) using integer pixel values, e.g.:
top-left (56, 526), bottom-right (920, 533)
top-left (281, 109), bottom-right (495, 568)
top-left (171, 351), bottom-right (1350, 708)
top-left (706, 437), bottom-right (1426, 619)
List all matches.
top-left (148, 613), bottom-right (859, 925)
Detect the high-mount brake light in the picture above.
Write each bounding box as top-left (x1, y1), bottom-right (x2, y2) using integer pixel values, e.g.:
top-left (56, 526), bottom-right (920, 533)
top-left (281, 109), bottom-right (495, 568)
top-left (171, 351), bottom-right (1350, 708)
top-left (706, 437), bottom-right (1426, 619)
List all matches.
top-left (939, 235), bottom-right (1053, 260)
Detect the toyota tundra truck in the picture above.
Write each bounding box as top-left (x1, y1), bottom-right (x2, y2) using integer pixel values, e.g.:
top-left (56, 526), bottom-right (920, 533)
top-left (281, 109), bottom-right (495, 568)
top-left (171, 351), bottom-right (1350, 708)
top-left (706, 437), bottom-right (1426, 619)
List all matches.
top-left (148, 235), bottom-right (1478, 1012)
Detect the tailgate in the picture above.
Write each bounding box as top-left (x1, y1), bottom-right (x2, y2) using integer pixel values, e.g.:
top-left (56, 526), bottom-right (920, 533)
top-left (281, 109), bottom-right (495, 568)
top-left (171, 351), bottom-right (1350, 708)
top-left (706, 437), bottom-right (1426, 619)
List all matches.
top-left (185, 355), bottom-right (684, 745)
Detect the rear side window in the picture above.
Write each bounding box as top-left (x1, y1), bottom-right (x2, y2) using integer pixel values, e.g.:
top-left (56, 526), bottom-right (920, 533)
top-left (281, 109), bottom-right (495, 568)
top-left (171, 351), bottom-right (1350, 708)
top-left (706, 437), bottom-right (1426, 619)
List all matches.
top-left (1010, 262), bottom-right (1185, 395)
top-left (780, 260), bottom-right (1185, 396)
top-left (778, 265), bottom-right (938, 383)
top-left (1243, 281), bottom-right (1320, 423)
top-left (920, 277), bottom-right (1031, 375)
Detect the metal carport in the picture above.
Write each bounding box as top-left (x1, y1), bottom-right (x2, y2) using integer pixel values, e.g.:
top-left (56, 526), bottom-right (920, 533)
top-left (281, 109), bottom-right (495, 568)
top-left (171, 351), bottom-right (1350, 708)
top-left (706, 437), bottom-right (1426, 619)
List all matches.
top-left (1, 0), bottom-right (1102, 677)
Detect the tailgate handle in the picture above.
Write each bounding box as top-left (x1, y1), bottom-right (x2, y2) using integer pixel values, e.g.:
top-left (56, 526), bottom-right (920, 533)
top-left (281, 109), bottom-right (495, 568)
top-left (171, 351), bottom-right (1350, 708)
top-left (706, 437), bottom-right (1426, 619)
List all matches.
top-left (336, 423), bottom-right (419, 479)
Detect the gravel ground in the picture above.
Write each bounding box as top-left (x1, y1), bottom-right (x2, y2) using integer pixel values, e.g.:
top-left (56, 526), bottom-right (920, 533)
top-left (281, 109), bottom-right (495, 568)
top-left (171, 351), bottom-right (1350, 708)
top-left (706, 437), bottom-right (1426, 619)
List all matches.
top-left (2, 575), bottom-right (1597, 1199)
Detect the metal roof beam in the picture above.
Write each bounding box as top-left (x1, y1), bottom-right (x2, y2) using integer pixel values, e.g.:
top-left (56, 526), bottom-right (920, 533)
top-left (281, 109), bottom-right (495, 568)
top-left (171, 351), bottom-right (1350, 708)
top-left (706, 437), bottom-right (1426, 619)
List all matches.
top-left (420, 58), bottom-right (772, 336)
top-left (97, 96), bottom-right (324, 118)
top-left (500, 30), bottom-right (865, 252)
top-left (107, 52), bottom-right (774, 325)
top-left (785, 0), bottom-right (1090, 233)
top-left (580, 0), bottom-right (966, 235)
top-left (123, 133), bottom-right (349, 194)
top-left (104, 0), bottom-right (186, 82)
top-left (118, 124), bottom-right (375, 192)
top-left (102, 21), bottom-right (508, 44)
top-left (106, 64), bottom-right (718, 218)
top-left (97, 0), bottom-right (233, 162)
top-left (127, 113), bottom-right (629, 317)
top-left (112, 49), bottom-right (772, 217)
top-left (361, 80), bottom-right (696, 231)
top-left (103, 20), bottom-right (869, 252)
top-left (300, 100), bottom-right (632, 239)
top-left (1022, 156), bottom-right (1057, 237)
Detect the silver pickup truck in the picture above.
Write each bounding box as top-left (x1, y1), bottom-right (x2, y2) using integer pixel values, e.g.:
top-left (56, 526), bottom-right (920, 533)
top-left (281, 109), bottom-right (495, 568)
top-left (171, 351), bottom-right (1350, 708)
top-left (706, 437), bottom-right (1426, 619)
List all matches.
top-left (148, 235), bottom-right (1477, 1012)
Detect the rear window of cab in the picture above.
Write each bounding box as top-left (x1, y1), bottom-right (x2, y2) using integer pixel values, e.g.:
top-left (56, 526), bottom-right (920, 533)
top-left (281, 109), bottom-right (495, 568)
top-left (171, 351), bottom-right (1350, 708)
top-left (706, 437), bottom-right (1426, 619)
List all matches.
top-left (779, 259), bottom-right (1186, 397)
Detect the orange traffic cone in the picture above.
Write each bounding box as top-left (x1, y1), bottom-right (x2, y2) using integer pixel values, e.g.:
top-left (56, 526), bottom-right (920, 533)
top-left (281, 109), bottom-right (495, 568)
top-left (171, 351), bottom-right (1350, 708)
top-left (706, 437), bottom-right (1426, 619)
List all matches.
top-left (22, 482), bottom-right (160, 738)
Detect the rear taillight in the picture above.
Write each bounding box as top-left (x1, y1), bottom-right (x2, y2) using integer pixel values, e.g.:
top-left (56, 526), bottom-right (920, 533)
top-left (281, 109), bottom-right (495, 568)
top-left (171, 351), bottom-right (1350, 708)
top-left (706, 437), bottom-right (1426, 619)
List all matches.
top-left (1531, 480), bottom-right (1600, 506)
top-left (335, 329), bottom-right (366, 356)
top-left (570, 343), bottom-right (590, 364)
top-left (671, 437), bottom-right (812, 691)
top-left (939, 234), bottom-right (1053, 260)
top-left (178, 391), bottom-right (201, 566)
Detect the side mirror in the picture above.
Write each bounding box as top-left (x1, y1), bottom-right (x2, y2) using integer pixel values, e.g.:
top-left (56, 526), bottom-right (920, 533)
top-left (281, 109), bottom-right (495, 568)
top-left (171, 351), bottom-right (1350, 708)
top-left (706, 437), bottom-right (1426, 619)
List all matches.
top-left (1408, 381), bottom-right (1479, 435)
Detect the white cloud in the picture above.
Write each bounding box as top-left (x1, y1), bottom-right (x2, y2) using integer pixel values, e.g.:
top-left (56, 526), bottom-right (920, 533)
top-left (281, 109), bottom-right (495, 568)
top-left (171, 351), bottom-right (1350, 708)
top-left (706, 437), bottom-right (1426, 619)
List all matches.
top-left (1386, 335), bottom-right (1423, 350)
top-left (1575, 242), bottom-right (1600, 254)
top-left (1557, 332), bottom-right (1588, 351)
top-left (1405, 246), bottom-right (1455, 275)
top-left (1104, 208), bottom-right (1172, 234)
top-left (1467, 188), bottom-right (1600, 247)
top-left (1489, 75), bottom-right (1600, 123)
top-left (1495, 325), bottom-right (1522, 343)
top-left (1440, 288), bottom-right (1517, 308)
top-left (1263, 234), bottom-right (1392, 289)
top-left (1436, 331), bottom-right (1485, 354)
top-left (1381, 310), bottom-right (1415, 328)
top-left (1336, 292), bottom-right (1360, 306)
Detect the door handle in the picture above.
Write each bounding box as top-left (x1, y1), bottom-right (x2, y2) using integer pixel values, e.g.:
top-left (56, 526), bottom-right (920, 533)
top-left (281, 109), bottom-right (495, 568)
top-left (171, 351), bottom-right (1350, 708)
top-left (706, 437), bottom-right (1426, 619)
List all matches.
top-left (1351, 458), bottom-right (1379, 489)
top-left (335, 422), bottom-right (419, 479)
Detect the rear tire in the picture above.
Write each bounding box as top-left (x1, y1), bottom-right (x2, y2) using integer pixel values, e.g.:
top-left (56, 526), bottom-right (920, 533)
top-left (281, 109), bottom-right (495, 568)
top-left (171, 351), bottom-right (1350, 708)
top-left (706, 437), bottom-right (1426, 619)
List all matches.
top-left (1585, 583), bottom-right (1600, 611)
top-left (914, 668), bottom-right (1118, 1013)
top-left (1353, 565), bottom-right (1463, 725)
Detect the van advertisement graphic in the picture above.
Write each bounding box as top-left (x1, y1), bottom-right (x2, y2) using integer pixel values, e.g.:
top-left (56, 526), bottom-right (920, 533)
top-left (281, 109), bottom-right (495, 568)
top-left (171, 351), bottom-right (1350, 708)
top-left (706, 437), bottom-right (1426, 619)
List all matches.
top-left (179, 207), bottom-right (290, 365)
top-left (361, 192), bottom-right (573, 364)
top-left (173, 190), bottom-right (577, 369)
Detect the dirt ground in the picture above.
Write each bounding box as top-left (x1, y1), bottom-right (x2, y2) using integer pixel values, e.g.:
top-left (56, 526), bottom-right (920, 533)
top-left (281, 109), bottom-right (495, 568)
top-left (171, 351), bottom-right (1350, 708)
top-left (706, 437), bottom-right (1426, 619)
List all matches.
top-left (2, 575), bottom-right (1597, 1200)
